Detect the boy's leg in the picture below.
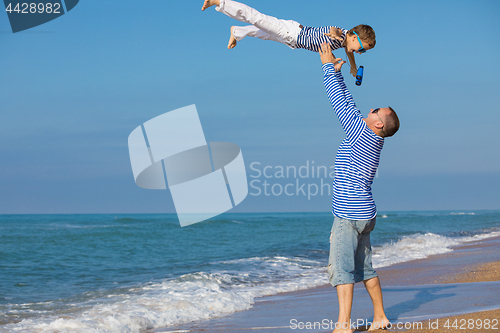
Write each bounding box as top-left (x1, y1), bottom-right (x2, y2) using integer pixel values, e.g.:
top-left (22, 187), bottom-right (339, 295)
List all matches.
top-left (216, 0), bottom-right (301, 47)
top-left (228, 25), bottom-right (274, 49)
top-left (201, 0), bottom-right (220, 11)
top-left (232, 25), bottom-right (274, 41)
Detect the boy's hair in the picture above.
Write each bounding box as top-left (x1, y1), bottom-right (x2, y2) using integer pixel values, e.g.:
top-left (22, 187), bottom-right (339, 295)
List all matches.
top-left (348, 25), bottom-right (376, 48)
top-left (383, 107), bottom-right (400, 138)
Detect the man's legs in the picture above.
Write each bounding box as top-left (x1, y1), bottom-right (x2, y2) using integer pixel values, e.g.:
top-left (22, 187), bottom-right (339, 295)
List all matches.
top-left (328, 218), bottom-right (358, 332)
top-left (363, 277), bottom-right (390, 330)
top-left (335, 283), bottom-right (354, 333)
top-left (355, 219), bottom-right (390, 330)
top-left (334, 279), bottom-right (389, 332)
top-left (329, 218), bottom-right (389, 332)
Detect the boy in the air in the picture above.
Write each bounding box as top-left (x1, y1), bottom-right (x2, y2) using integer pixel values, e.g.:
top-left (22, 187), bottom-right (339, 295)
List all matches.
top-left (202, 0), bottom-right (375, 77)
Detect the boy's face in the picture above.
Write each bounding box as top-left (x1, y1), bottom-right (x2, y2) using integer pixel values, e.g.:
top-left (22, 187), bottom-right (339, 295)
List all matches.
top-left (345, 34), bottom-right (372, 54)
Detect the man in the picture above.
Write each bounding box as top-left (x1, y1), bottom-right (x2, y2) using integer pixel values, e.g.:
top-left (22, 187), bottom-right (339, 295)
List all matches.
top-left (319, 42), bottom-right (399, 333)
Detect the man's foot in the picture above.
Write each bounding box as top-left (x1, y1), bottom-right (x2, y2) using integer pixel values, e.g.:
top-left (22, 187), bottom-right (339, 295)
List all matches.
top-left (227, 26), bottom-right (237, 49)
top-left (332, 321), bottom-right (353, 333)
top-left (201, 0), bottom-right (219, 11)
top-left (368, 318), bottom-right (391, 331)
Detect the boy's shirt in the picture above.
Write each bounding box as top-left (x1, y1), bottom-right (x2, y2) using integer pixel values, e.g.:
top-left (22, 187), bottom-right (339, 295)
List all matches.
top-left (322, 63), bottom-right (384, 220)
top-left (297, 26), bottom-right (347, 52)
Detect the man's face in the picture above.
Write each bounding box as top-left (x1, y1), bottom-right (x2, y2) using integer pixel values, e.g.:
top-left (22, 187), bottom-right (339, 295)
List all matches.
top-left (365, 107), bottom-right (391, 134)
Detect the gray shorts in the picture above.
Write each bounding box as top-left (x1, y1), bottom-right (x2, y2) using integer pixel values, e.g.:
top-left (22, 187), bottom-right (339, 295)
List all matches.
top-left (327, 217), bottom-right (378, 287)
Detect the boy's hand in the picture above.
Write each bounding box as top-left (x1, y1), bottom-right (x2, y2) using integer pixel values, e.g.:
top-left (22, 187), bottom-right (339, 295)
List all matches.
top-left (345, 52), bottom-right (358, 77)
top-left (350, 66), bottom-right (357, 77)
top-left (323, 27), bottom-right (344, 41)
top-left (319, 43), bottom-right (346, 71)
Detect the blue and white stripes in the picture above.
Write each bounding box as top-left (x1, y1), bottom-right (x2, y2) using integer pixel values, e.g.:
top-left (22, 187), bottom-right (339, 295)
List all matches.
top-left (296, 26), bottom-right (347, 52)
top-left (322, 63), bottom-right (384, 220)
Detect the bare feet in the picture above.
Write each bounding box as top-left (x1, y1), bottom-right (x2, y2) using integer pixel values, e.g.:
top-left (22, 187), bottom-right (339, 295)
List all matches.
top-left (332, 321), bottom-right (353, 333)
top-left (201, 0), bottom-right (219, 11)
top-left (227, 26), bottom-right (237, 49)
top-left (368, 317), bottom-right (391, 331)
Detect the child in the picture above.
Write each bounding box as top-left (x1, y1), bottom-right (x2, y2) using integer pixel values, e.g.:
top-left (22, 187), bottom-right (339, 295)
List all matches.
top-left (201, 0), bottom-right (375, 77)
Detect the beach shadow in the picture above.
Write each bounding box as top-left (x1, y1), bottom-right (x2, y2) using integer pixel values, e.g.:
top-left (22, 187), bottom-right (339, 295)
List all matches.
top-left (384, 285), bottom-right (456, 320)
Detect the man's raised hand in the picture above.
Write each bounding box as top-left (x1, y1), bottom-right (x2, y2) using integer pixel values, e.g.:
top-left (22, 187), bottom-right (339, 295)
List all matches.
top-left (319, 43), bottom-right (346, 72)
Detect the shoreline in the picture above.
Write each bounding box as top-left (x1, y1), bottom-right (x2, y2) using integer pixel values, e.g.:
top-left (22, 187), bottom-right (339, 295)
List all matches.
top-left (152, 235), bottom-right (500, 332)
top-left (377, 235), bottom-right (500, 286)
top-left (384, 236), bottom-right (500, 332)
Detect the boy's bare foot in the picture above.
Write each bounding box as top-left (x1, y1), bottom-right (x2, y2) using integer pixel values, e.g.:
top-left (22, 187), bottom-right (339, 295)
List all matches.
top-left (201, 0), bottom-right (219, 11)
top-left (227, 26), bottom-right (237, 49)
top-left (368, 318), bottom-right (391, 331)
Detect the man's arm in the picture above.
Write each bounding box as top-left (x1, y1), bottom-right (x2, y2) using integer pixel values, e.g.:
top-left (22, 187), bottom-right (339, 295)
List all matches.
top-left (319, 43), bottom-right (354, 103)
top-left (322, 28), bottom-right (357, 77)
top-left (320, 43), bottom-right (364, 140)
top-left (319, 42), bottom-right (346, 70)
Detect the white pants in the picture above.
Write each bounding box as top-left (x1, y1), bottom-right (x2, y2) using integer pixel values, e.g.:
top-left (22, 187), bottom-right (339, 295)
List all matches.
top-left (216, 0), bottom-right (302, 49)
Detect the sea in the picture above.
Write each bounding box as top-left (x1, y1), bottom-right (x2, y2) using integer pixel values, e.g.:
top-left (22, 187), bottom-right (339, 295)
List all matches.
top-left (1, 210), bottom-right (499, 332)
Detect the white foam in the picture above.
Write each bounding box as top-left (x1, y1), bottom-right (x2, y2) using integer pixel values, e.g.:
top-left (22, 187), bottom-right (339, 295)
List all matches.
top-left (1, 257), bottom-right (328, 333)
top-left (4, 230), bottom-right (500, 333)
top-left (373, 230), bottom-right (500, 269)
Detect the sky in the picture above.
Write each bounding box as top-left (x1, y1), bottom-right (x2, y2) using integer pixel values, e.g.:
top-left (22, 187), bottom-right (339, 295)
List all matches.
top-left (1, 0), bottom-right (499, 214)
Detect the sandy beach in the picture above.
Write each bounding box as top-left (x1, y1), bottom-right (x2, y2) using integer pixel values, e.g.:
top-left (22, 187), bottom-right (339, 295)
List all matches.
top-left (153, 236), bottom-right (500, 332)
top-left (389, 252), bottom-right (500, 333)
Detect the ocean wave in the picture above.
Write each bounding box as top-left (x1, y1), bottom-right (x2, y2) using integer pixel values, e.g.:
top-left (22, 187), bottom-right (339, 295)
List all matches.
top-left (0, 256), bottom-right (327, 333)
top-left (3, 217), bottom-right (500, 333)
top-left (373, 229), bottom-right (500, 269)
top-left (112, 217), bottom-right (148, 222)
top-left (47, 224), bottom-right (122, 229)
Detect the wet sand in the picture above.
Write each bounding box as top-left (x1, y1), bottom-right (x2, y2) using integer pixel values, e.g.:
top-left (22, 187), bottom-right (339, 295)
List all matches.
top-left (389, 308), bottom-right (500, 332)
top-left (152, 236), bottom-right (500, 332)
top-left (390, 258), bottom-right (500, 332)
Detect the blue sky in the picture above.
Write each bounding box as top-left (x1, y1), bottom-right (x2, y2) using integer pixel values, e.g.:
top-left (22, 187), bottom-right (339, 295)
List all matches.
top-left (1, 0), bottom-right (499, 214)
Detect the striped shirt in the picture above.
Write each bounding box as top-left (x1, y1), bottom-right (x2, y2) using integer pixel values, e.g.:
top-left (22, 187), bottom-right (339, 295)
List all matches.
top-left (296, 26), bottom-right (347, 52)
top-left (322, 63), bottom-right (384, 220)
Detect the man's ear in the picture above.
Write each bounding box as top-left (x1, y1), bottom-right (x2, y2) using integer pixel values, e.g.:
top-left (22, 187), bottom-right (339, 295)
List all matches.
top-left (375, 121), bottom-right (384, 130)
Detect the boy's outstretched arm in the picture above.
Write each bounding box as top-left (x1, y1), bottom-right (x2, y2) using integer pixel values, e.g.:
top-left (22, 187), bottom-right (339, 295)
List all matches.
top-left (323, 27), bottom-right (344, 42)
top-left (346, 52), bottom-right (358, 77)
top-left (322, 28), bottom-right (357, 77)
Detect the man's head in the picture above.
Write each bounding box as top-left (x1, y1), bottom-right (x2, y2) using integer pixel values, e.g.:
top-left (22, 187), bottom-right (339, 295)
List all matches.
top-left (345, 25), bottom-right (376, 54)
top-left (364, 107), bottom-right (400, 138)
